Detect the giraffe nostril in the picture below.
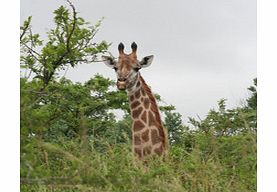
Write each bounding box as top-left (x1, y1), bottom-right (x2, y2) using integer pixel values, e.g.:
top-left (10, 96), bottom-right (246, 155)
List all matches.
top-left (118, 78), bottom-right (127, 82)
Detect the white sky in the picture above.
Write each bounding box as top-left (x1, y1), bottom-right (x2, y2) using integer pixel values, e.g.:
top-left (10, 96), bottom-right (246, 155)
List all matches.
top-left (20, 0), bottom-right (256, 123)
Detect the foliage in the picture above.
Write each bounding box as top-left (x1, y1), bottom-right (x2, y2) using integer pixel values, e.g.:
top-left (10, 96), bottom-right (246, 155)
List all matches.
top-left (20, 72), bottom-right (257, 192)
top-left (20, 2), bottom-right (256, 192)
top-left (20, 1), bottom-right (110, 88)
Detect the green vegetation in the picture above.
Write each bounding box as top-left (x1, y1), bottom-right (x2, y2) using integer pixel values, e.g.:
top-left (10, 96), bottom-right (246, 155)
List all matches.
top-left (20, 2), bottom-right (256, 192)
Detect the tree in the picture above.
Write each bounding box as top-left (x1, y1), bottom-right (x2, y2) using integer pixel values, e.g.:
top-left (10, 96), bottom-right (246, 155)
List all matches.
top-left (20, 0), bottom-right (109, 89)
top-left (188, 78), bottom-right (257, 137)
top-left (161, 105), bottom-right (188, 145)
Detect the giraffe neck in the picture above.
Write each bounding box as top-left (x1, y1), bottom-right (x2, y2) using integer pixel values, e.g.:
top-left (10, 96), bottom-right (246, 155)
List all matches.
top-left (127, 75), bottom-right (168, 159)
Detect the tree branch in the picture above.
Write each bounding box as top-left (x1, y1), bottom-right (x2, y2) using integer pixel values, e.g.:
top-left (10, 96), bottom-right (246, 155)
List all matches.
top-left (52, 0), bottom-right (77, 69)
top-left (20, 17), bottom-right (31, 41)
top-left (42, 1), bottom-right (78, 88)
top-left (65, 0), bottom-right (77, 53)
top-left (21, 41), bottom-right (41, 60)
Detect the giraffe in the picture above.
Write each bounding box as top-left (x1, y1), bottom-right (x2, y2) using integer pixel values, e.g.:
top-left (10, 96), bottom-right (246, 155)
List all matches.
top-left (102, 42), bottom-right (169, 159)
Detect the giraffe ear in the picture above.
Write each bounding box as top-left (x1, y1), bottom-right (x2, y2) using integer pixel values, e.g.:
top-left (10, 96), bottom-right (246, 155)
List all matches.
top-left (102, 56), bottom-right (116, 68)
top-left (139, 55), bottom-right (154, 68)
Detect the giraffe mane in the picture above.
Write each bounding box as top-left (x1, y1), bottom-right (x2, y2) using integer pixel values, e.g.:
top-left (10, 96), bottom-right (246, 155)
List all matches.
top-left (139, 76), bottom-right (169, 150)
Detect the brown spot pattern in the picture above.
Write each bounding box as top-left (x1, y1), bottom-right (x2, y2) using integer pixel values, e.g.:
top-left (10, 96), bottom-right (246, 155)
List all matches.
top-left (141, 88), bottom-right (146, 96)
top-left (132, 107), bottom-right (143, 118)
top-left (133, 120), bottom-right (145, 132)
top-left (141, 111), bottom-right (147, 123)
top-left (158, 125), bottom-right (165, 139)
top-left (141, 129), bottom-right (149, 142)
top-left (129, 95), bottom-right (134, 102)
top-left (136, 81), bottom-right (141, 88)
top-left (139, 76), bottom-right (166, 142)
top-left (151, 129), bottom-right (160, 144)
top-left (144, 98), bottom-right (150, 109)
top-left (148, 112), bottom-right (156, 126)
top-left (131, 101), bottom-right (140, 109)
top-left (150, 104), bottom-right (158, 117)
top-left (134, 148), bottom-right (142, 158)
top-left (134, 135), bottom-right (141, 145)
top-left (135, 90), bottom-right (141, 99)
top-left (154, 145), bottom-right (163, 155)
top-left (143, 146), bottom-right (152, 156)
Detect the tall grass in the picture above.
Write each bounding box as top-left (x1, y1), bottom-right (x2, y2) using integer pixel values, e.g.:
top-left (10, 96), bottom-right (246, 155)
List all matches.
top-left (21, 131), bottom-right (256, 192)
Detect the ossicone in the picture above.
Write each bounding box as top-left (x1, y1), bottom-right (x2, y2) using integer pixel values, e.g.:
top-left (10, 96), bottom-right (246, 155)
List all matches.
top-left (131, 42), bottom-right (137, 53)
top-left (118, 42), bottom-right (125, 54)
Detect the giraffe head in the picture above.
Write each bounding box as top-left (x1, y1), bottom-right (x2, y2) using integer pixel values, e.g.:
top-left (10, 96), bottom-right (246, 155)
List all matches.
top-left (102, 42), bottom-right (154, 91)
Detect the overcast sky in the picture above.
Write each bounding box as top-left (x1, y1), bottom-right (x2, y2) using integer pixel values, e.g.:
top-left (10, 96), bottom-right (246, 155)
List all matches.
top-left (21, 0), bottom-right (256, 123)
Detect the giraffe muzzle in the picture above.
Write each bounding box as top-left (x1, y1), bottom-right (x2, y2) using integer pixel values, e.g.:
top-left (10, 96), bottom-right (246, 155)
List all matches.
top-left (117, 78), bottom-right (127, 90)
